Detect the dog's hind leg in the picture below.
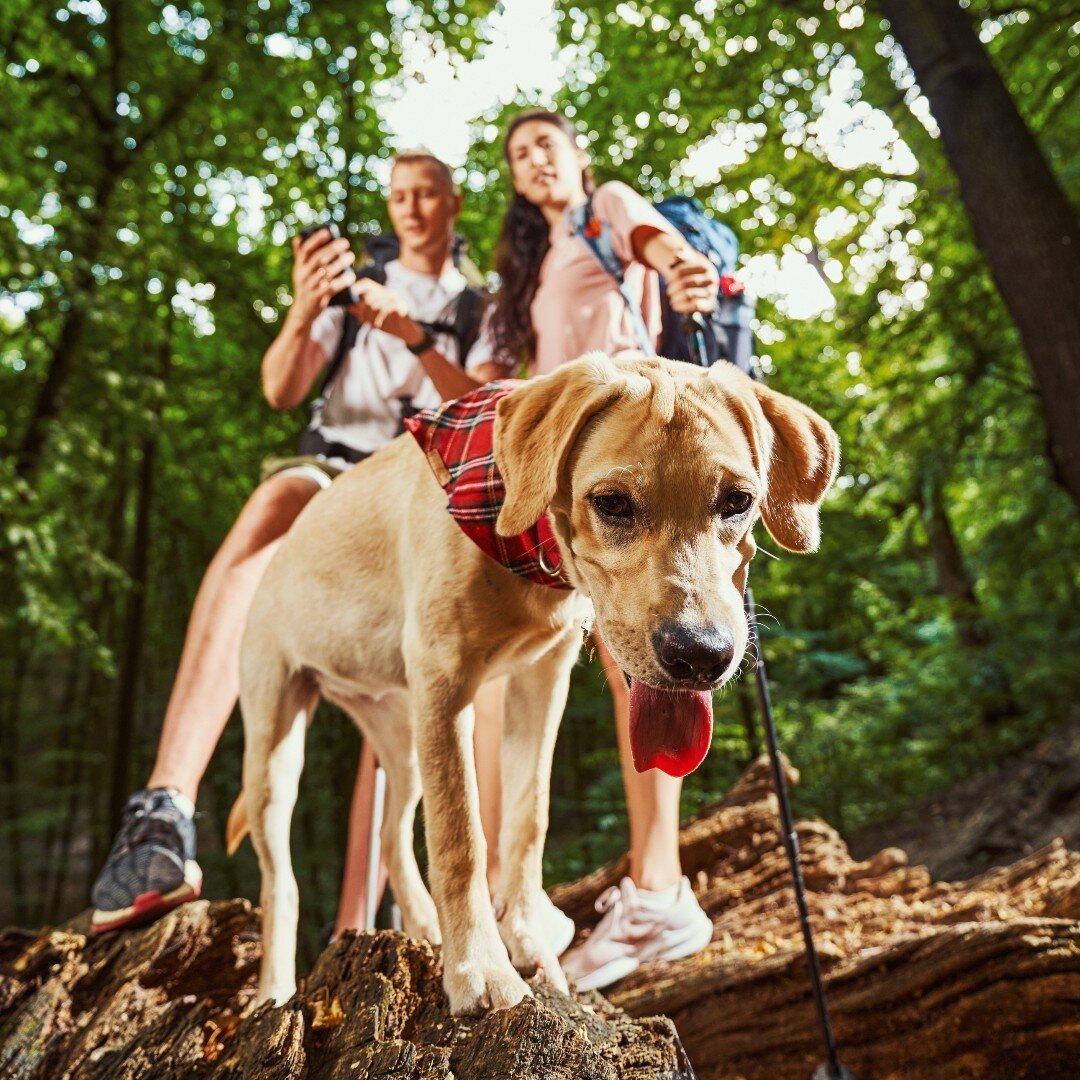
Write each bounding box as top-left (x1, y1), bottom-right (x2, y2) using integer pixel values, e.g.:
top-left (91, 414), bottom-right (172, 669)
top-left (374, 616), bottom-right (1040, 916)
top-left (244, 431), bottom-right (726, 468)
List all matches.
top-left (241, 659), bottom-right (317, 1007)
top-left (408, 664), bottom-right (529, 1016)
top-left (333, 691), bottom-right (440, 945)
top-left (494, 630), bottom-right (580, 995)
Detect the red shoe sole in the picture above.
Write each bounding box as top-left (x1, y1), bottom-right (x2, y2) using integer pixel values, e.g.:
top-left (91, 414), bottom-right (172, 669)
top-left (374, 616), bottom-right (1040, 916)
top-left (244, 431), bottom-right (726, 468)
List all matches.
top-left (90, 871), bottom-right (202, 935)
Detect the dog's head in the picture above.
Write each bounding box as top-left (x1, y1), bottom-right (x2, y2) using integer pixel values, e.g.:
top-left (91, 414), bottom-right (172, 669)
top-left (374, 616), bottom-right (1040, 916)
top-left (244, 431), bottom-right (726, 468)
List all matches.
top-left (493, 352), bottom-right (839, 777)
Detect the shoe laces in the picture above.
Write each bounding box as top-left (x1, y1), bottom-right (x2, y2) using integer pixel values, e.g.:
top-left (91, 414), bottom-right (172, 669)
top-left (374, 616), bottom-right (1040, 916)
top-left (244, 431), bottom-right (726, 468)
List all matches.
top-left (595, 883), bottom-right (625, 914)
top-left (591, 881), bottom-right (666, 947)
top-left (113, 791), bottom-right (186, 857)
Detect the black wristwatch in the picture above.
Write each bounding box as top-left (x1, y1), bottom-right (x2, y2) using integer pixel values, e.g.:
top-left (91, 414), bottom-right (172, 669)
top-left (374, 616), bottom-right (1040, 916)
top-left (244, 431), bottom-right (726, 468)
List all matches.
top-left (406, 325), bottom-right (434, 355)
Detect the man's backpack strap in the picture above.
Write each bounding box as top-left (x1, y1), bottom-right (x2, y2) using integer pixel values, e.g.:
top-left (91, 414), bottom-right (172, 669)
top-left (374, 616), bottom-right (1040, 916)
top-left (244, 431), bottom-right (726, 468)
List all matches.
top-left (419, 286), bottom-right (488, 367)
top-left (570, 197), bottom-right (656, 357)
top-left (312, 309), bottom-right (360, 410)
top-left (452, 287), bottom-right (488, 364)
top-left (309, 246), bottom-right (390, 412)
top-left (298, 307), bottom-right (361, 459)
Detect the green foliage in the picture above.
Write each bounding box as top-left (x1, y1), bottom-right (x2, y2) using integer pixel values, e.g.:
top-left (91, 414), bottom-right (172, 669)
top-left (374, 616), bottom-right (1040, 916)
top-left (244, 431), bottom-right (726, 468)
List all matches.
top-left (1, 0), bottom-right (1078, 946)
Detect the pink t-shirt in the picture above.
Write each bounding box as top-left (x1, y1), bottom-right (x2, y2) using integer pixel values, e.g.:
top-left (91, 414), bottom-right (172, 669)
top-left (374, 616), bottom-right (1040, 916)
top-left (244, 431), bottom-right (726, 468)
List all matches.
top-left (529, 181), bottom-right (680, 376)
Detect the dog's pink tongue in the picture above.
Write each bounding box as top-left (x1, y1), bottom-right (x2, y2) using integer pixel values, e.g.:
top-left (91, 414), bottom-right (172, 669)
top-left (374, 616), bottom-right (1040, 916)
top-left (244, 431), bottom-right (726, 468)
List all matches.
top-left (628, 680), bottom-right (714, 777)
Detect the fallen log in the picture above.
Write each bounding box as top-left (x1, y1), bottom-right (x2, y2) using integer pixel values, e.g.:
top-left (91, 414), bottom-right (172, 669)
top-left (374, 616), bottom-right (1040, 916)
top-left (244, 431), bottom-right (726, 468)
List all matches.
top-left (0, 902), bottom-right (689, 1078)
top-left (554, 757), bottom-right (1080, 1078)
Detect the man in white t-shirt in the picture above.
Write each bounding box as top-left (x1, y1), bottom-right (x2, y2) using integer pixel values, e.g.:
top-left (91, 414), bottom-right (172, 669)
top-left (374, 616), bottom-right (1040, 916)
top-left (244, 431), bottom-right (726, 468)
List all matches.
top-left (90, 152), bottom-right (507, 936)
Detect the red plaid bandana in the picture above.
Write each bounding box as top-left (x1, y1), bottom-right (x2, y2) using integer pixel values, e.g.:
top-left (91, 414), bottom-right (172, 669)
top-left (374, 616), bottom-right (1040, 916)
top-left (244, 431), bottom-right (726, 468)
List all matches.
top-left (404, 381), bottom-right (571, 590)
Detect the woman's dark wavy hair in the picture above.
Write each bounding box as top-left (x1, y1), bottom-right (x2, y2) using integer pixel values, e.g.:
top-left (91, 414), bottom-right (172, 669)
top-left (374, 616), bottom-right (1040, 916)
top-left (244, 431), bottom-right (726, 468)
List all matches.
top-left (490, 109), bottom-right (594, 367)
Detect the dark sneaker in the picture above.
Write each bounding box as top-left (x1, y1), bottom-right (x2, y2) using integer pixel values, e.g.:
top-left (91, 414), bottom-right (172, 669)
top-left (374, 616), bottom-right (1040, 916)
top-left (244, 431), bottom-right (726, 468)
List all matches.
top-left (90, 787), bottom-right (202, 934)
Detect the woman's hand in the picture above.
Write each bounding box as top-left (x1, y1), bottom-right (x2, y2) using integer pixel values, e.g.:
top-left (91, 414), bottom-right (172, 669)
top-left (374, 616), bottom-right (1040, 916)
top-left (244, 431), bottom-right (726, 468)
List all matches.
top-left (290, 231), bottom-right (357, 327)
top-left (350, 279), bottom-right (423, 345)
top-left (664, 249), bottom-right (719, 315)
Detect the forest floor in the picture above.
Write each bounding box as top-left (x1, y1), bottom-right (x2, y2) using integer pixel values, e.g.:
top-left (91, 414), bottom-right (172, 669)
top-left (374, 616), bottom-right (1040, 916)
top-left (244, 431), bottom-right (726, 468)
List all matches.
top-left (849, 718), bottom-right (1080, 880)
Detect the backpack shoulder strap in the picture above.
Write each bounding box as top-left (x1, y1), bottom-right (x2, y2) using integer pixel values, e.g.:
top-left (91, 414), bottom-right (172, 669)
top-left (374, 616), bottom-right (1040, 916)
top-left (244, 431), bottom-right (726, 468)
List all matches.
top-left (453, 287), bottom-right (488, 366)
top-left (571, 196), bottom-right (624, 281)
top-left (422, 286), bottom-right (489, 367)
top-left (571, 195), bottom-right (656, 356)
top-left (313, 248), bottom-right (389, 402)
top-left (314, 309), bottom-right (359, 404)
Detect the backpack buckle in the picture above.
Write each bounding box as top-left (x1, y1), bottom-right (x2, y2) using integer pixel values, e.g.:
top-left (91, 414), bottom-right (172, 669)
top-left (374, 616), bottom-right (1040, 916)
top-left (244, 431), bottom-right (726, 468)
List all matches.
top-left (720, 273), bottom-right (745, 298)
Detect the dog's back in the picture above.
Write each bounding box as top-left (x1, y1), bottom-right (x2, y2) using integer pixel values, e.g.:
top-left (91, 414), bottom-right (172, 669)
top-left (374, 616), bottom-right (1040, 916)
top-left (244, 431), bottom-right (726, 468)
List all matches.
top-left (244, 434), bottom-right (441, 693)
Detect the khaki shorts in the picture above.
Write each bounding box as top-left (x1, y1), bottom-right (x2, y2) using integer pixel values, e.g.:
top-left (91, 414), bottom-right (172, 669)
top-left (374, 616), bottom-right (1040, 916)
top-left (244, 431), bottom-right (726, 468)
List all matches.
top-left (259, 454), bottom-right (347, 491)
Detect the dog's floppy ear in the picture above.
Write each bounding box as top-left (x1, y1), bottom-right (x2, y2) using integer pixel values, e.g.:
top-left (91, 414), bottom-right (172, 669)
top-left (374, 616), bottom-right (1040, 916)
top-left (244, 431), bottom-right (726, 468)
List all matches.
top-left (494, 352), bottom-right (643, 536)
top-left (748, 381), bottom-right (839, 553)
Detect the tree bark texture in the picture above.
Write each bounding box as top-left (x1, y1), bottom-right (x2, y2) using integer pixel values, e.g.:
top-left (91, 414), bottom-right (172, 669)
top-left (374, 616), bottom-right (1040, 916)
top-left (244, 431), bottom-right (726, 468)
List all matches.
top-left (2, 757), bottom-right (1077, 1077)
top-left (0, 904), bottom-right (689, 1078)
top-left (876, 0), bottom-right (1080, 512)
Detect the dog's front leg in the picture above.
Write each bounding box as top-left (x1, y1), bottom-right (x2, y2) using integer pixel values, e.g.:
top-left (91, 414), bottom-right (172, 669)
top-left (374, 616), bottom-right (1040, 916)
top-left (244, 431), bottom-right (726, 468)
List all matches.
top-left (412, 673), bottom-right (530, 1015)
top-left (495, 631), bottom-right (580, 995)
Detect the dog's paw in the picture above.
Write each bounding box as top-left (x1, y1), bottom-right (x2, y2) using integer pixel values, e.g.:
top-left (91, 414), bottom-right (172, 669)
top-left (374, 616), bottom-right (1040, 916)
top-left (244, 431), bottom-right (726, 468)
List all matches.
top-left (255, 980), bottom-right (296, 1008)
top-left (443, 958), bottom-right (531, 1016)
top-left (497, 909), bottom-right (569, 994)
top-left (402, 907), bottom-right (442, 946)
top-left (397, 887), bottom-right (442, 945)
top-left (413, 918), bottom-right (442, 946)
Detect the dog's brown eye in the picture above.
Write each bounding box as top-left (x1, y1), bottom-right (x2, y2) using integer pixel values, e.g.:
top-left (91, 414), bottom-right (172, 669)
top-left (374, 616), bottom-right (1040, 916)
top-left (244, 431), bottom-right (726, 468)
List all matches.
top-left (593, 493), bottom-right (634, 521)
top-left (720, 491), bottom-right (753, 518)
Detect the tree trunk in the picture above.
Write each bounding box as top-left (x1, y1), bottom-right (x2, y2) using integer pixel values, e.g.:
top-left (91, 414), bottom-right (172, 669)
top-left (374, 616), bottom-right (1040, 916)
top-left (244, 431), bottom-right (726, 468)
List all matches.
top-left (876, 0), bottom-right (1080, 512)
top-left (106, 306), bottom-right (175, 837)
top-left (922, 478), bottom-right (987, 650)
top-left (0, 646), bottom-right (29, 925)
top-left (106, 436), bottom-right (158, 836)
top-left (735, 675), bottom-right (761, 763)
top-left (921, 475), bottom-right (1018, 724)
top-left (12, 173), bottom-right (117, 481)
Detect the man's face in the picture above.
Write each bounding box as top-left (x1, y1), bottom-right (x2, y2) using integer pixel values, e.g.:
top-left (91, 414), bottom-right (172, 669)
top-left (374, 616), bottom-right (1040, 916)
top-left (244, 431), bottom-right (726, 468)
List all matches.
top-left (387, 160), bottom-right (461, 259)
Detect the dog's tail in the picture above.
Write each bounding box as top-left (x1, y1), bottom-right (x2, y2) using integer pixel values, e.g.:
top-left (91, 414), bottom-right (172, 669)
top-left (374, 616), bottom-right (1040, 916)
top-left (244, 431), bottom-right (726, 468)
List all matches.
top-left (225, 792), bottom-right (250, 855)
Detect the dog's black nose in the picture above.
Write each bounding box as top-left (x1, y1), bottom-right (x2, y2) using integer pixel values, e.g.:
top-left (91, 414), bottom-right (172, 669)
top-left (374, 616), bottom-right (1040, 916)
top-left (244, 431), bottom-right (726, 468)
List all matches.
top-left (653, 623), bottom-right (734, 683)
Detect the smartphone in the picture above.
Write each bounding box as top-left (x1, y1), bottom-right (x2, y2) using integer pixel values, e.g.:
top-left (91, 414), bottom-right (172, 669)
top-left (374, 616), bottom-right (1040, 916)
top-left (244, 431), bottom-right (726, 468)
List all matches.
top-left (299, 222), bottom-right (340, 245)
top-left (297, 222), bottom-right (355, 306)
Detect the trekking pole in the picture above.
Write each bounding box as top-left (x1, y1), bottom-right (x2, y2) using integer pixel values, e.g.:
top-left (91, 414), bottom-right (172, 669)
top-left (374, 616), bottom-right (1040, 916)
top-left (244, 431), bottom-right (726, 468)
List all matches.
top-left (682, 313), bottom-right (851, 1078)
top-left (684, 312), bottom-right (710, 367)
top-left (745, 589), bottom-right (851, 1080)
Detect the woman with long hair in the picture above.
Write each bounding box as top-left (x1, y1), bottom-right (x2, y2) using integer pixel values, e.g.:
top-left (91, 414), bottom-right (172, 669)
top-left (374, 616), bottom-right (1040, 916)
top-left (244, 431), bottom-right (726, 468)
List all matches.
top-left (490, 109), bottom-right (720, 990)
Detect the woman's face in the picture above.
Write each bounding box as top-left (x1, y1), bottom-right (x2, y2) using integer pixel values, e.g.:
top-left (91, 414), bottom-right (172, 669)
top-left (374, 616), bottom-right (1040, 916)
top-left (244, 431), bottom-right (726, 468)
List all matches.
top-left (506, 119), bottom-right (588, 210)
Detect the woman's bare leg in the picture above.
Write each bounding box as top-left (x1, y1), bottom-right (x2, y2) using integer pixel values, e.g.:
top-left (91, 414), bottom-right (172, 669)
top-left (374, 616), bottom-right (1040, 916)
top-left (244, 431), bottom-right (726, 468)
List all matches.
top-left (473, 676), bottom-right (507, 894)
top-left (596, 636), bottom-right (682, 891)
top-left (332, 740), bottom-right (390, 936)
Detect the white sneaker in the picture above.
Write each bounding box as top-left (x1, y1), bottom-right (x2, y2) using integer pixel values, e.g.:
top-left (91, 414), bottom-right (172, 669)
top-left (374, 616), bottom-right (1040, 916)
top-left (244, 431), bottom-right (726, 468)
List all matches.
top-left (537, 891), bottom-right (576, 957)
top-left (561, 876), bottom-right (712, 992)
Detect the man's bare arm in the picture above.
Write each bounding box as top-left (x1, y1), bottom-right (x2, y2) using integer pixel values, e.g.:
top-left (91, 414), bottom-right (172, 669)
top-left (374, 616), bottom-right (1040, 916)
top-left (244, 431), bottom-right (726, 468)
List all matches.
top-left (351, 278), bottom-right (496, 400)
top-left (261, 314), bottom-right (329, 410)
top-left (262, 232), bottom-right (357, 409)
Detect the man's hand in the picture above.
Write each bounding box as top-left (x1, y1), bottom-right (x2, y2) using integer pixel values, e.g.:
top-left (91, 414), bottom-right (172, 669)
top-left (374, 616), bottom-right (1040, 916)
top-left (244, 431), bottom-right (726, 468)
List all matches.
top-left (351, 279), bottom-right (424, 346)
top-left (290, 230), bottom-right (357, 326)
top-left (664, 249), bottom-right (719, 315)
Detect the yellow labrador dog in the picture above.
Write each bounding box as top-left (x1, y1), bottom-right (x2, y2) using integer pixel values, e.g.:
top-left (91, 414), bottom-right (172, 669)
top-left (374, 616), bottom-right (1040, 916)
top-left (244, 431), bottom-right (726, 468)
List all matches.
top-left (231, 352), bottom-right (838, 1015)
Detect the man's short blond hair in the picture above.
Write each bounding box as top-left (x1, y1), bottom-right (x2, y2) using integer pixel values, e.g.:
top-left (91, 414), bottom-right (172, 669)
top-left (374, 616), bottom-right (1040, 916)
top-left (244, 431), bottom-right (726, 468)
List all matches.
top-left (391, 150), bottom-right (458, 194)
